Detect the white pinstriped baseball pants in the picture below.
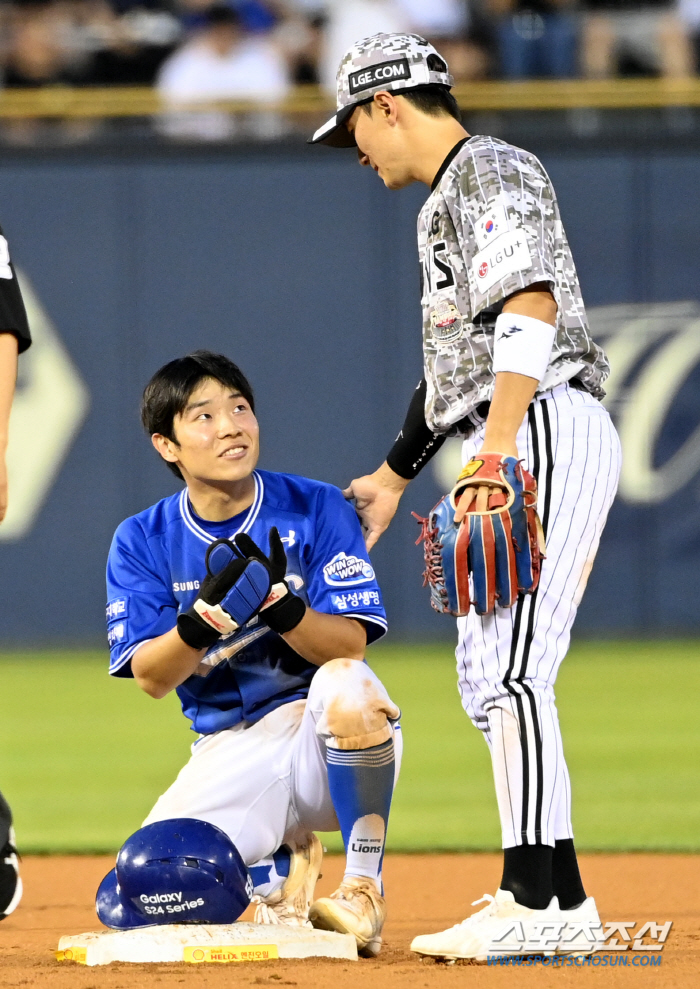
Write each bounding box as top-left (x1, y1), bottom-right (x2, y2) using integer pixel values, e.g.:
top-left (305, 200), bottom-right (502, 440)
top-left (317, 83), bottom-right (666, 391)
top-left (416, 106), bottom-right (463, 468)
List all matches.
top-left (457, 381), bottom-right (621, 848)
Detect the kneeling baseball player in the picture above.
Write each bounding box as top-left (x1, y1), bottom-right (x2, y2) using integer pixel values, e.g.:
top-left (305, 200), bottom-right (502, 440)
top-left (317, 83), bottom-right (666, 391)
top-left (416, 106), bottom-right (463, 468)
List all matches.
top-left (100, 351), bottom-right (400, 957)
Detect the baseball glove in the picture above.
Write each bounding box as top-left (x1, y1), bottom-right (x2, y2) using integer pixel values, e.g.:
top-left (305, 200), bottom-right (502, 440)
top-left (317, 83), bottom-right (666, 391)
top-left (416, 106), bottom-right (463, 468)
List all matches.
top-left (413, 453), bottom-right (545, 616)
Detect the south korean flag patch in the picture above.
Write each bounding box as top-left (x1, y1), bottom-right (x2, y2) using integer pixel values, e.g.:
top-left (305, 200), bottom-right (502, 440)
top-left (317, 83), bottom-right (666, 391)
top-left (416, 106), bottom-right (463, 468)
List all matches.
top-left (473, 195), bottom-right (512, 250)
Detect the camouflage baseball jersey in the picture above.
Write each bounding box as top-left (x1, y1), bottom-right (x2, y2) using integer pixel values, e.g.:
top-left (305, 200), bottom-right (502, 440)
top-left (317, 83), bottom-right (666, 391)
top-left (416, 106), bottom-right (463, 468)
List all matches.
top-left (419, 135), bottom-right (609, 432)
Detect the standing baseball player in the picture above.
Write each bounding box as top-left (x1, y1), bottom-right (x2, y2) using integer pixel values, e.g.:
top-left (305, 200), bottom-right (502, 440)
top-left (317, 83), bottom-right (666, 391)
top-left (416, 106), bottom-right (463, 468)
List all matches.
top-left (0, 223), bottom-right (31, 922)
top-left (310, 35), bottom-right (621, 959)
top-left (103, 351), bottom-right (401, 956)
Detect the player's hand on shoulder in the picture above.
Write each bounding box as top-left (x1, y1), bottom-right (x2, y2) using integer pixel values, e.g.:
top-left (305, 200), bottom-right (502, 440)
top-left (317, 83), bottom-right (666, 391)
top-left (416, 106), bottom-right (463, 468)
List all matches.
top-left (343, 463), bottom-right (410, 551)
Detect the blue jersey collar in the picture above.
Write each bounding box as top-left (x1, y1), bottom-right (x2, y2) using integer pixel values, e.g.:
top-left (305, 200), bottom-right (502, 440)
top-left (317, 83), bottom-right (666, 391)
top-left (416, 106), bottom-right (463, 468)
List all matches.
top-left (178, 471), bottom-right (265, 545)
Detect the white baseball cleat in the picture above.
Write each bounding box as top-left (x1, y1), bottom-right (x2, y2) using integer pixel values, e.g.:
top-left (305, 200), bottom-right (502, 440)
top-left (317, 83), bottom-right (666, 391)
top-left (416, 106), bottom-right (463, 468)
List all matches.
top-left (252, 832), bottom-right (323, 928)
top-left (557, 896), bottom-right (603, 955)
top-left (309, 875), bottom-right (387, 957)
top-left (410, 889), bottom-right (563, 962)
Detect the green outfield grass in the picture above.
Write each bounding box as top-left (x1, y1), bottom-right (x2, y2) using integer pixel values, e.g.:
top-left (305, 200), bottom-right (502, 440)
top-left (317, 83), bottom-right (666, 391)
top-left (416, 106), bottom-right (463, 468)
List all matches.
top-left (0, 641), bottom-right (698, 853)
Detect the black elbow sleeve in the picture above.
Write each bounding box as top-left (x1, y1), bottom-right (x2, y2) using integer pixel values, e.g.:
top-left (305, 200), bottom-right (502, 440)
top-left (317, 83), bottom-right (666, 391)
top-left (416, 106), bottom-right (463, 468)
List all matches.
top-left (386, 379), bottom-right (446, 480)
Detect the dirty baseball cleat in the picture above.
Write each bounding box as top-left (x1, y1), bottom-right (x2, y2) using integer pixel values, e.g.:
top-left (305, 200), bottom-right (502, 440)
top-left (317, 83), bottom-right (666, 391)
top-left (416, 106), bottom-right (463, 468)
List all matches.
top-left (0, 792), bottom-right (21, 922)
top-left (309, 876), bottom-right (386, 957)
top-left (557, 896), bottom-right (603, 955)
top-left (253, 832), bottom-right (323, 928)
top-left (410, 888), bottom-right (562, 962)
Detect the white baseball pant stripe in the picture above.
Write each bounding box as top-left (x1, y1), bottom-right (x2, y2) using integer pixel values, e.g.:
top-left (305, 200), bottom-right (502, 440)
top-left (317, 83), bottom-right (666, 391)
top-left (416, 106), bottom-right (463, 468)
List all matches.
top-left (142, 658), bottom-right (402, 866)
top-left (457, 382), bottom-right (621, 848)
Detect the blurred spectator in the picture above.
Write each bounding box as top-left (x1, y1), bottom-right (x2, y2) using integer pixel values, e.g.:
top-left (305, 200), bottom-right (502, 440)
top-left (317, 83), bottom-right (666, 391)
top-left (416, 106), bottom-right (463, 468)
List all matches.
top-left (581, 0), bottom-right (694, 77)
top-left (319, 0), bottom-right (411, 92)
top-left (176, 0), bottom-right (279, 33)
top-left (15, 0), bottom-right (687, 95)
top-left (436, 29), bottom-right (493, 82)
top-left (678, 0), bottom-right (700, 70)
top-left (90, 5), bottom-right (182, 84)
top-left (319, 0), bottom-right (491, 90)
top-left (1, 0), bottom-right (183, 87)
top-left (397, 0), bottom-right (491, 81)
top-left (157, 4), bottom-right (290, 101)
top-left (396, 0), bottom-right (469, 38)
top-left (273, 8), bottom-right (325, 83)
top-left (3, 0), bottom-right (76, 86)
top-left (485, 0), bottom-right (578, 79)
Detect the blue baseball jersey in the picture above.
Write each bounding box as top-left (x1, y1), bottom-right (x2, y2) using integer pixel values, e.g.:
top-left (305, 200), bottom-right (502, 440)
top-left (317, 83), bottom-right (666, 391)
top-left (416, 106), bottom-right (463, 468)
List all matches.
top-left (106, 470), bottom-right (387, 735)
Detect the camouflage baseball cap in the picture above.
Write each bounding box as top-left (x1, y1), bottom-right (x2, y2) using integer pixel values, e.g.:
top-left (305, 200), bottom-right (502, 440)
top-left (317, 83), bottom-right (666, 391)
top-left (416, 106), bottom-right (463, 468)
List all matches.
top-left (309, 33), bottom-right (454, 148)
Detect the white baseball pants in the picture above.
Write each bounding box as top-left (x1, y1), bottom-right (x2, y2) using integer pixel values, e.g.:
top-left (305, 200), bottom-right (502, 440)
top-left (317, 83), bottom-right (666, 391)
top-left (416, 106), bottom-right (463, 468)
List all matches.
top-left (457, 381), bottom-right (621, 848)
top-left (143, 658), bottom-right (402, 866)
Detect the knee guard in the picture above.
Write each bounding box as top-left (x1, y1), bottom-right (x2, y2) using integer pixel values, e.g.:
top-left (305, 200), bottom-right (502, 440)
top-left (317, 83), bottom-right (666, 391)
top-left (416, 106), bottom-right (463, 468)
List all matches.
top-left (311, 658), bottom-right (400, 751)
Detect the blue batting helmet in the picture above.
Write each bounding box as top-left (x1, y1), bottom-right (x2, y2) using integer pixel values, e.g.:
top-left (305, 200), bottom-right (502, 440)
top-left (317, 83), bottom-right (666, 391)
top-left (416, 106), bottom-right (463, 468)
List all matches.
top-left (96, 818), bottom-right (253, 929)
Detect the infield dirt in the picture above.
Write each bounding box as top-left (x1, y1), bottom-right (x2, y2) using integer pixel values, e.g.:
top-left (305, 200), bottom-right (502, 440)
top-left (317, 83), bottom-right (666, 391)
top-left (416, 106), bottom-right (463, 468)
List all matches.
top-left (0, 853), bottom-right (696, 988)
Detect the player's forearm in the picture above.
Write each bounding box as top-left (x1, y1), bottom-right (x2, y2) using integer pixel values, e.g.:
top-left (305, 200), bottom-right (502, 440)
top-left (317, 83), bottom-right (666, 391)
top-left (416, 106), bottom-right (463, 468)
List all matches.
top-left (131, 627), bottom-right (206, 698)
top-left (482, 372), bottom-right (539, 456)
top-left (386, 378), bottom-right (446, 480)
top-left (0, 332), bottom-right (18, 448)
top-left (282, 610), bottom-right (366, 666)
top-left (374, 461), bottom-right (411, 495)
top-left (483, 285), bottom-right (557, 455)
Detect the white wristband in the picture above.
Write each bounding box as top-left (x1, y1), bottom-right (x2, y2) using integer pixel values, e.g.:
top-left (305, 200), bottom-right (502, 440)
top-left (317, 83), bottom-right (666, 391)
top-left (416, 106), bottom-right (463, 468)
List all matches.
top-left (493, 312), bottom-right (556, 384)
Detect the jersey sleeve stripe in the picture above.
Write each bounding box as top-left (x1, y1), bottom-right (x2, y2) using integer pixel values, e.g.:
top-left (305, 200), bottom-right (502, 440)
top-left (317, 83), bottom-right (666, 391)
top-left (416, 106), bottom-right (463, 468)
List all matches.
top-left (343, 613), bottom-right (388, 635)
top-left (345, 613), bottom-right (387, 626)
top-left (109, 638), bottom-right (154, 674)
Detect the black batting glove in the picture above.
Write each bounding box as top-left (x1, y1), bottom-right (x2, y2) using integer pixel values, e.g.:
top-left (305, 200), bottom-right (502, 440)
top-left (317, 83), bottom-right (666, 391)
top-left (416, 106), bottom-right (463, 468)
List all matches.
top-left (177, 538), bottom-right (273, 650)
top-left (233, 528), bottom-right (307, 635)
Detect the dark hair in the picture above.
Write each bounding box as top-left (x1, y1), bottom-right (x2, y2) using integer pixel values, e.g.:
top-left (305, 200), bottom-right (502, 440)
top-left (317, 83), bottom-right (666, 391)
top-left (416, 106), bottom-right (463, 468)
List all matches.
top-left (361, 84), bottom-right (461, 122)
top-left (141, 350), bottom-right (255, 479)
